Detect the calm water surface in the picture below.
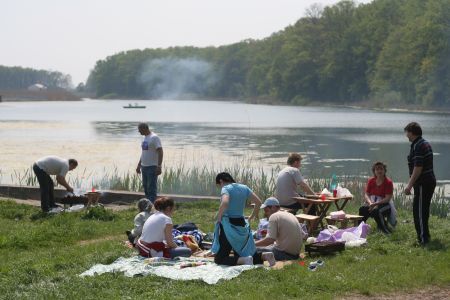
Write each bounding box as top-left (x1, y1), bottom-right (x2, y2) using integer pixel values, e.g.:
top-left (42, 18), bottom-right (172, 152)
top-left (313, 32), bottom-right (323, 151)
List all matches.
top-left (1, 99), bottom-right (449, 191)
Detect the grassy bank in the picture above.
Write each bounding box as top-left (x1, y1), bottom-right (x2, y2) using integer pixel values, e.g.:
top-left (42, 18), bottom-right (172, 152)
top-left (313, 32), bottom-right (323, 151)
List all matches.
top-left (0, 199), bottom-right (449, 299)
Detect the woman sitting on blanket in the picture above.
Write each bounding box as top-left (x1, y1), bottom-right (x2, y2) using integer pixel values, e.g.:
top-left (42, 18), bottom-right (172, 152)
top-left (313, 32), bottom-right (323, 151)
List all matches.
top-left (212, 172), bottom-right (275, 266)
top-left (359, 161), bottom-right (397, 234)
top-left (136, 197), bottom-right (192, 258)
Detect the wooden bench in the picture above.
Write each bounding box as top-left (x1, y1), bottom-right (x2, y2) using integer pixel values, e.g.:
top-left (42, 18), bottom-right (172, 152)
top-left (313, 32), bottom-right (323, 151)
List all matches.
top-left (295, 214), bottom-right (320, 233)
top-left (326, 214), bottom-right (363, 228)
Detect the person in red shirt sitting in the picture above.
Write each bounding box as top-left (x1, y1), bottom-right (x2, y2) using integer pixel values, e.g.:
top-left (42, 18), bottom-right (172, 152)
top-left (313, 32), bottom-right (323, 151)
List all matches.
top-left (359, 161), bottom-right (395, 234)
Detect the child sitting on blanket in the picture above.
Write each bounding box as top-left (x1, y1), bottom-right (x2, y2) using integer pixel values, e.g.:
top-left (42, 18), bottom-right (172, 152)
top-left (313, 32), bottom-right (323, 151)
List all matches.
top-left (126, 198), bottom-right (153, 246)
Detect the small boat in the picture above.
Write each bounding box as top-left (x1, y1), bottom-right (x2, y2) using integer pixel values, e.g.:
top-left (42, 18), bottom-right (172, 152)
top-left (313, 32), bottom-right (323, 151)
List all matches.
top-left (123, 103), bottom-right (146, 109)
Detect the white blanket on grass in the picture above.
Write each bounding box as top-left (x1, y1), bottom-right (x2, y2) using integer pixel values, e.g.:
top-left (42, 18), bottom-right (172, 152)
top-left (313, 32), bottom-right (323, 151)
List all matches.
top-left (80, 256), bottom-right (260, 284)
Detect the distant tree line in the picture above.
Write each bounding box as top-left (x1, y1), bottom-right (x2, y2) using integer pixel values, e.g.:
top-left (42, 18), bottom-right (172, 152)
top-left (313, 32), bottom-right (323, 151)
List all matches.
top-left (87, 0), bottom-right (450, 107)
top-left (0, 66), bottom-right (72, 90)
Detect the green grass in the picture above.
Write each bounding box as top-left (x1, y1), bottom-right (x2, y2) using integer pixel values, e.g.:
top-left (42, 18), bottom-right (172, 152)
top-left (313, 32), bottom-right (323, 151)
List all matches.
top-left (0, 199), bottom-right (449, 299)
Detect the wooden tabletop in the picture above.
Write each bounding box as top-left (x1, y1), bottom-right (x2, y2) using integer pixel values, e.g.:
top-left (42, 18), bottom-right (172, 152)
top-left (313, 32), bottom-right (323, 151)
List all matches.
top-left (292, 197), bottom-right (335, 204)
top-left (303, 194), bottom-right (353, 201)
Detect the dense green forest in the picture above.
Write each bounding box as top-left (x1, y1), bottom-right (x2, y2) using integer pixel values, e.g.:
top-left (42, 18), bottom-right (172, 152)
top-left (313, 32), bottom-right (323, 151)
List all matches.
top-left (86, 0), bottom-right (450, 107)
top-left (0, 66), bottom-right (72, 89)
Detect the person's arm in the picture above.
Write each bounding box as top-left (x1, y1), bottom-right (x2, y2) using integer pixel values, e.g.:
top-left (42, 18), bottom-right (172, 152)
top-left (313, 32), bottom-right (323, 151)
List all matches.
top-left (132, 214), bottom-right (144, 237)
top-left (255, 236), bottom-right (276, 247)
top-left (405, 166), bottom-right (423, 195)
top-left (156, 147), bottom-right (163, 175)
top-left (247, 192), bottom-right (261, 222)
top-left (216, 194), bottom-right (229, 223)
top-left (364, 192), bottom-right (373, 205)
top-left (56, 175), bottom-right (73, 193)
top-left (299, 181), bottom-right (315, 195)
top-left (136, 159), bottom-right (141, 174)
top-left (369, 194), bottom-right (392, 210)
top-left (164, 223), bottom-right (177, 248)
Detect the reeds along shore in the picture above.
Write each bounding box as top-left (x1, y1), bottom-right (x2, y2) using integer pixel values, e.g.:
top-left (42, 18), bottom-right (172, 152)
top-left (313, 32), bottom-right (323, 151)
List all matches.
top-left (4, 165), bottom-right (449, 218)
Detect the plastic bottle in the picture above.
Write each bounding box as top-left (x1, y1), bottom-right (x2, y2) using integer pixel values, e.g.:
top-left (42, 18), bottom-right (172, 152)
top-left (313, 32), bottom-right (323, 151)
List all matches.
top-left (330, 174), bottom-right (338, 196)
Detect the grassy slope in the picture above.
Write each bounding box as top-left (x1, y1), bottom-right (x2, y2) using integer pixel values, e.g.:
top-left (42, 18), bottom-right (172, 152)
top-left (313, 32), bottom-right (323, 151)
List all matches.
top-left (0, 199), bottom-right (449, 300)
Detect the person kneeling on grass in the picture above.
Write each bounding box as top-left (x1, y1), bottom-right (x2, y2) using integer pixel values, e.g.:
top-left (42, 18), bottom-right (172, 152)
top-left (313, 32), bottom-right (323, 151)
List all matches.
top-left (136, 197), bottom-right (191, 258)
top-left (255, 197), bottom-right (303, 261)
top-left (212, 172), bottom-right (275, 266)
top-left (126, 198), bottom-right (153, 246)
top-left (359, 161), bottom-right (397, 234)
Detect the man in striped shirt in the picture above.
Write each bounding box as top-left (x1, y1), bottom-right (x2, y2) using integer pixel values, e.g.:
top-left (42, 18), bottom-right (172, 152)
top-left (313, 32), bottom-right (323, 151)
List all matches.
top-left (404, 122), bottom-right (436, 245)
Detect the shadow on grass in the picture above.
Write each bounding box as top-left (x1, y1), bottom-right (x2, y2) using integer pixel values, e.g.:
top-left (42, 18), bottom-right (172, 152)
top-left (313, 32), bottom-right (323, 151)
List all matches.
top-left (30, 211), bottom-right (54, 221)
top-left (425, 239), bottom-right (447, 251)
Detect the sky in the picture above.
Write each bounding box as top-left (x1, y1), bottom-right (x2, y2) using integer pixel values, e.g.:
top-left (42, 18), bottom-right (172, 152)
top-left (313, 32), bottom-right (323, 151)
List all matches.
top-left (1, 0), bottom-right (372, 85)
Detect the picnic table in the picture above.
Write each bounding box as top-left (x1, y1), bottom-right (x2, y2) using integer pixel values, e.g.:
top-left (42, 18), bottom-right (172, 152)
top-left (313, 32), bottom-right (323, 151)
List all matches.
top-left (292, 194), bottom-right (353, 231)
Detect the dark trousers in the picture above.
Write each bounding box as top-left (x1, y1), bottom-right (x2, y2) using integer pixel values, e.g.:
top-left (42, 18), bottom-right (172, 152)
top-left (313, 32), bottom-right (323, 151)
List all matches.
top-left (281, 202), bottom-right (317, 216)
top-left (33, 163), bottom-right (55, 212)
top-left (214, 218), bottom-right (262, 266)
top-left (359, 203), bottom-right (391, 233)
top-left (413, 181), bottom-right (436, 244)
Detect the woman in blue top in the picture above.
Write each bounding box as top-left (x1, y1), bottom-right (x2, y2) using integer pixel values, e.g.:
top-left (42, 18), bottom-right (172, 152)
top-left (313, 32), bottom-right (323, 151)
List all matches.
top-left (212, 172), bottom-right (275, 266)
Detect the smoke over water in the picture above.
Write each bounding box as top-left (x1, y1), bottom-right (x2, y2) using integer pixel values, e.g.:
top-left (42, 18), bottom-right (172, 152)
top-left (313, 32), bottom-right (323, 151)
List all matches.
top-left (138, 57), bottom-right (218, 99)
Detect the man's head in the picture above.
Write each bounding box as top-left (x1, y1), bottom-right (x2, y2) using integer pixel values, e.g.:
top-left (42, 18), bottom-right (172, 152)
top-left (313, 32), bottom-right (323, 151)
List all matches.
top-left (287, 153), bottom-right (302, 168)
top-left (138, 122), bottom-right (151, 136)
top-left (404, 122), bottom-right (422, 142)
top-left (68, 159), bottom-right (78, 171)
top-left (215, 172), bottom-right (236, 186)
top-left (137, 198), bottom-right (152, 212)
top-left (261, 197), bottom-right (280, 218)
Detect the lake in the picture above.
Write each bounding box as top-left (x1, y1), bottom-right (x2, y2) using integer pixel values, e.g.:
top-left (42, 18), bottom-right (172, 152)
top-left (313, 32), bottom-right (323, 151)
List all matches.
top-left (0, 99), bottom-right (449, 193)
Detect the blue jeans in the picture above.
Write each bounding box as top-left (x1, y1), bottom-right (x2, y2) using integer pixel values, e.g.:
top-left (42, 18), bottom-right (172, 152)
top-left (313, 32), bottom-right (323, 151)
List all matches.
top-left (141, 166), bottom-right (158, 203)
top-left (169, 247), bottom-right (192, 259)
top-left (257, 246), bottom-right (299, 261)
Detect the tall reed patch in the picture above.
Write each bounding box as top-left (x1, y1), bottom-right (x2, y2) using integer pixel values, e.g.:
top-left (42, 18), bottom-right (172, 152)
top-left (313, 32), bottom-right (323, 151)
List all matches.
top-left (5, 164), bottom-right (449, 218)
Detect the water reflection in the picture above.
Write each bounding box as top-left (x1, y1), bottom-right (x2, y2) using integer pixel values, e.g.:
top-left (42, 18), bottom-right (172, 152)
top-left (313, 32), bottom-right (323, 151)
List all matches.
top-left (89, 121), bottom-right (450, 182)
top-left (1, 99), bottom-right (449, 187)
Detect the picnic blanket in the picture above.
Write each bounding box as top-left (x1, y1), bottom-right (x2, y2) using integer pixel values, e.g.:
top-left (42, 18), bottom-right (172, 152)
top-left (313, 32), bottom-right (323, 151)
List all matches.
top-left (79, 256), bottom-right (260, 284)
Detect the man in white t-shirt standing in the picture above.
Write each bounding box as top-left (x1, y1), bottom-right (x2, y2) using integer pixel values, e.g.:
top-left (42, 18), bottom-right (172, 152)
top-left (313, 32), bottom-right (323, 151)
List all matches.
top-left (136, 122), bottom-right (163, 203)
top-left (275, 153), bottom-right (316, 214)
top-left (33, 156), bottom-right (78, 213)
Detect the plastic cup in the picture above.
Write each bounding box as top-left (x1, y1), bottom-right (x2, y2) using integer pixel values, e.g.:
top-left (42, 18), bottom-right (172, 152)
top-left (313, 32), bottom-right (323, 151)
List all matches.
top-left (320, 194), bottom-right (326, 200)
top-left (333, 189), bottom-right (337, 197)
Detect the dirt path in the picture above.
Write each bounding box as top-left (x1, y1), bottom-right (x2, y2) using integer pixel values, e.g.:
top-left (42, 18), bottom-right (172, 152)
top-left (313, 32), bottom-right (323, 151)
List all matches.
top-left (1, 197), bottom-right (134, 211)
top-left (342, 286), bottom-right (450, 299)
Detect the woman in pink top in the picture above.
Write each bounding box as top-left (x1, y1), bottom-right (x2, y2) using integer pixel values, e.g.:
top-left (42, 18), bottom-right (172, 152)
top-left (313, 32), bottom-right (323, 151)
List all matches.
top-left (359, 162), bottom-right (394, 234)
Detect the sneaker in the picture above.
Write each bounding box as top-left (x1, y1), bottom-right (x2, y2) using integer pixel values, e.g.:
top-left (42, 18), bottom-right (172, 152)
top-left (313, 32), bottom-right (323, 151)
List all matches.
top-left (261, 252), bottom-right (276, 267)
top-left (237, 256), bottom-right (253, 265)
top-left (49, 207), bottom-right (64, 214)
top-left (308, 265), bottom-right (317, 271)
top-left (309, 260), bottom-right (324, 267)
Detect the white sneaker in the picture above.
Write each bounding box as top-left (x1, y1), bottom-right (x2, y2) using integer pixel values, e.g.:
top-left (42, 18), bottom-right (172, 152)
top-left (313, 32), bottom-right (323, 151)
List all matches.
top-left (309, 260), bottom-right (324, 267)
top-left (237, 256), bottom-right (253, 265)
top-left (262, 252), bottom-right (276, 267)
top-left (49, 207), bottom-right (64, 214)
